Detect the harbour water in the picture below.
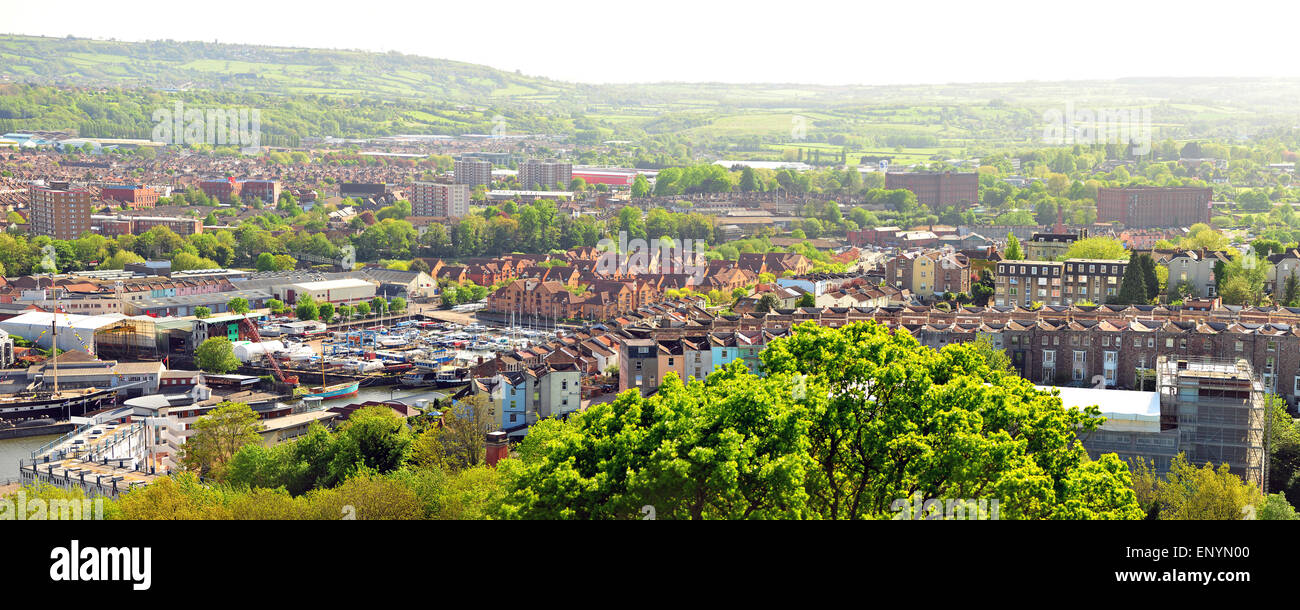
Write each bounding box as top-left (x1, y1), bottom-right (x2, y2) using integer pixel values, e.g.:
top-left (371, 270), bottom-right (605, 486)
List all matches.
top-left (0, 434), bottom-right (58, 483)
top-left (348, 385), bottom-right (453, 406)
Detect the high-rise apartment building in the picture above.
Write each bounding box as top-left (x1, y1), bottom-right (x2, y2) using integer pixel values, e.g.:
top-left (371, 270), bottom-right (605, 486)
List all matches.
top-left (28, 182), bottom-right (93, 239)
top-left (518, 160), bottom-right (572, 190)
top-left (454, 159), bottom-right (493, 188)
top-left (410, 182), bottom-right (470, 218)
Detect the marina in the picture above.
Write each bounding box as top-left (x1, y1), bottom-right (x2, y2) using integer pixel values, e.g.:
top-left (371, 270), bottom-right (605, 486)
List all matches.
top-left (233, 316), bottom-right (568, 395)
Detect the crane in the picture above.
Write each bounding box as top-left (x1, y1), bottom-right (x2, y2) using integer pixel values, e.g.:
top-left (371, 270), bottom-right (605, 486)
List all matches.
top-left (239, 317), bottom-right (298, 385)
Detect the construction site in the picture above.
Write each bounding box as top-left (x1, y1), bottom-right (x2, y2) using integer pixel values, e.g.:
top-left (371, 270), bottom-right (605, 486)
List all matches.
top-left (1156, 355), bottom-right (1269, 491)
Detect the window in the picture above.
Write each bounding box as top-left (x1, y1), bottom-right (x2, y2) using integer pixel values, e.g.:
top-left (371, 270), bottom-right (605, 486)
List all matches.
top-left (1166, 338), bottom-right (1174, 348)
top-left (1147, 338), bottom-right (1154, 348)
top-left (1235, 341), bottom-right (1243, 352)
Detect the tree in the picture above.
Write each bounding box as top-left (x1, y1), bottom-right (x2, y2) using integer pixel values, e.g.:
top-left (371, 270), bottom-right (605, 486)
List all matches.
top-left (1004, 233), bottom-right (1023, 260)
top-left (196, 337), bottom-right (241, 374)
top-left (354, 301), bottom-right (371, 318)
top-left (1117, 252), bottom-right (1150, 304)
top-left (1266, 395), bottom-right (1300, 507)
top-left (1063, 237), bottom-right (1127, 261)
top-left (194, 306), bottom-right (211, 319)
top-left (1139, 254), bottom-right (1159, 301)
top-left (1153, 453), bottom-right (1261, 520)
top-left (755, 294), bottom-right (781, 313)
top-left (498, 362), bottom-right (812, 520)
top-left (757, 322), bottom-right (1143, 520)
top-left (178, 401), bottom-right (263, 480)
top-left (630, 174), bottom-right (651, 198)
top-left (318, 302), bottom-right (335, 324)
top-left (295, 294), bottom-right (319, 321)
top-left (442, 394), bottom-right (496, 470)
top-left (796, 293), bottom-right (815, 307)
top-left (1257, 493), bottom-right (1300, 520)
top-left (370, 296), bottom-right (388, 317)
top-left (325, 407), bottom-right (413, 483)
top-left (969, 334), bottom-right (1013, 374)
top-left (266, 299), bottom-right (286, 314)
top-left (1284, 271), bottom-right (1300, 307)
top-left (228, 297), bottom-right (250, 315)
top-left (390, 297), bottom-right (406, 313)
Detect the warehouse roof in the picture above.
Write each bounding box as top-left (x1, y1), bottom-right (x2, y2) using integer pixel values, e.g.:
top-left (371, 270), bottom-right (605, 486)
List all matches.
top-left (130, 289), bottom-right (271, 310)
top-left (288, 278), bottom-right (375, 291)
top-left (0, 311), bottom-right (127, 330)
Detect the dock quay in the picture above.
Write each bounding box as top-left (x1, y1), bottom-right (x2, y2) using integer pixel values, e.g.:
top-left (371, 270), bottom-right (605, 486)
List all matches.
top-left (19, 415), bottom-right (162, 498)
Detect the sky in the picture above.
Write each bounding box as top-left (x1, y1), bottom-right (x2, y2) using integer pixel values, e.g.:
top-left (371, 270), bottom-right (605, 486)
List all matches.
top-left (4, 0), bottom-right (1299, 86)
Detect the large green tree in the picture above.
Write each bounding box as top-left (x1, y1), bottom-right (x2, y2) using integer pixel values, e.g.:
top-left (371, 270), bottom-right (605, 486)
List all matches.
top-left (196, 336), bottom-right (241, 374)
top-left (179, 401), bottom-right (264, 479)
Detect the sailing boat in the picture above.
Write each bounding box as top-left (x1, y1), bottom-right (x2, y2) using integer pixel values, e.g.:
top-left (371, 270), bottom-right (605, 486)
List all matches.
top-left (305, 347), bottom-right (359, 400)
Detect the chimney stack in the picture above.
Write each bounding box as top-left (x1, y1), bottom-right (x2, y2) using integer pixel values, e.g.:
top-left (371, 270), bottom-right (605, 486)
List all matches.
top-left (485, 430), bottom-right (509, 466)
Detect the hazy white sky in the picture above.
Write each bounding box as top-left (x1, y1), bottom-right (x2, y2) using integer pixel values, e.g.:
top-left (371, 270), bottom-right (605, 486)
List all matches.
top-left (4, 0), bottom-right (1298, 85)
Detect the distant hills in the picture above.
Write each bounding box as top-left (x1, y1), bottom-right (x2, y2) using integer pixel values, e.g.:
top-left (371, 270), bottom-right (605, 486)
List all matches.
top-left (2, 34), bottom-right (1299, 151)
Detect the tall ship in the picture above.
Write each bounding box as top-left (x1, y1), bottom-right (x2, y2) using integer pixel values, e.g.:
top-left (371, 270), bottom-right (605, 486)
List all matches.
top-left (0, 282), bottom-right (123, 420)
top-left (0, 387), bottom-right (118, 421)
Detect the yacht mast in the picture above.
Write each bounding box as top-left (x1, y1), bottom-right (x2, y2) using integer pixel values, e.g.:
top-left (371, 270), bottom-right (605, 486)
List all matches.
top-left (50, 274), bottom-right (59, 397)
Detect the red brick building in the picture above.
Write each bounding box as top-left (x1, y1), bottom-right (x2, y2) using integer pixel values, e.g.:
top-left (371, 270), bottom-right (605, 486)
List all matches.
top-left (93, 214), bottom-right (203, 237)
top-left (885, 172), bottom-right (979, 208)
top-left (239, 180), bottom-right (282, 204)
top-left (199, 179), bottom-right (240, 202)
top-left (1097, 186), bottom-right (1211, 228)
top-left (100, 185), bottom-right (160, 209)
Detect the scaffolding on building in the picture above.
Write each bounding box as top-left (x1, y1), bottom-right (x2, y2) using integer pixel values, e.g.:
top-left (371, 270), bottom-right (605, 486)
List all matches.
top-left (1156, 355), bottom-right (1268, 491)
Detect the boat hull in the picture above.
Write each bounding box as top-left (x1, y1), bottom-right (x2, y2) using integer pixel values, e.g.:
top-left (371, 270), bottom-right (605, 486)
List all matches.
top-left (305, 381), bottom-right (360, 400)
top-left (0, 388), bottom-right (118, 421)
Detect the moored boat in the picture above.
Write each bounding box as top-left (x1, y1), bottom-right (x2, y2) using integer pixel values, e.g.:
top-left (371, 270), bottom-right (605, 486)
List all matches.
top-left (305, 381), bottom-right (360, 400)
